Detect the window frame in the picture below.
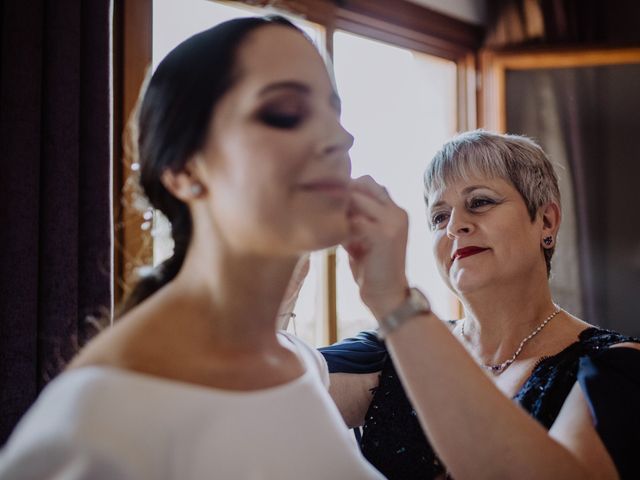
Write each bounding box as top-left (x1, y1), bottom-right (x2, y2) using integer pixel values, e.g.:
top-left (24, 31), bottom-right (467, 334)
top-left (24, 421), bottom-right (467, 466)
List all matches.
top-left (113, 0), bottom-right (153, 308)
top-left (479, 46), bottom-right (640, 132)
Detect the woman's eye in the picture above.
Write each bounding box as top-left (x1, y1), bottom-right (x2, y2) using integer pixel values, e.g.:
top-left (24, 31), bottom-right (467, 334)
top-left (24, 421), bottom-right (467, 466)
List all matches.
top-left (431, 213), bottom-right (449, 229)
top-left (469, 197), bottom-right (494, 209)
top-left (259, 111), bottom-right (304, 129)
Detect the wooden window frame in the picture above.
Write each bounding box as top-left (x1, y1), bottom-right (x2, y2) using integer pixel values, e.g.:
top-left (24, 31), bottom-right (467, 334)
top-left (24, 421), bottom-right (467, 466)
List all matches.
top-left (479, 46), bottom-right (640, 132)
top-left (113, 0), bottom-right (483, 337)
top-left (113, 0), bottom-right (153, 309)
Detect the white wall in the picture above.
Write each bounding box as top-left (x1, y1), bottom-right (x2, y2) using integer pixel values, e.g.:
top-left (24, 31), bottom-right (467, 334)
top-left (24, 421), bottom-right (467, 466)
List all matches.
top-left (407, 0), bottom-right (487, 25)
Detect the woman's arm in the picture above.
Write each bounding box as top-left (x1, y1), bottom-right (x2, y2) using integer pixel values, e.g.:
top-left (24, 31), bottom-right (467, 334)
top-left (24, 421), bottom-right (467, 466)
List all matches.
top-left (319, 331), bottom-right (386, 427)
top-left (329, 372), bottom-right (380, 428)
top-left (549, 381), bottom-right (619, 479)
top-left (383, 312), bottom-right (617, 479)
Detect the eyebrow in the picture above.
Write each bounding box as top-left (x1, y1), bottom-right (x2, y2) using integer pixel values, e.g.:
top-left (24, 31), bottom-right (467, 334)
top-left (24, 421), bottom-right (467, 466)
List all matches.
top-left (258, 80), bottom-right (342, 112)
top-left (428, 185), bottom-right (495, 210)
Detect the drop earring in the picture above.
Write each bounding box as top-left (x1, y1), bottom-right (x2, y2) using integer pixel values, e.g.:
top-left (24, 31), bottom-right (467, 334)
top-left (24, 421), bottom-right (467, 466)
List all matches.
top-left (543, 236), bottom-right (553, 247)
top-left (190, 183), bottom-right (203, 197)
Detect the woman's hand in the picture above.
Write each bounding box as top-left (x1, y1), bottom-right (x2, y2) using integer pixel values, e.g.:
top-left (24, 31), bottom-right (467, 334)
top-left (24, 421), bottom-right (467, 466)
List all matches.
top-left (343, 176), bottom-right (410, 319)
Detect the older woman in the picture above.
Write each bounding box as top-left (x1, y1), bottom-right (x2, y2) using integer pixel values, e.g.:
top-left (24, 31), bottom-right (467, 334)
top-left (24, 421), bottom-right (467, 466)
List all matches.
top-left (322, 131), bottom-right (640, 479)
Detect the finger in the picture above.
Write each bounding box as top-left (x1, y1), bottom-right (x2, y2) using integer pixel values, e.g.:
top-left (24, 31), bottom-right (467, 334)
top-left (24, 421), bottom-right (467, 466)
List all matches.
top-left (350, 175), bottom-right (391, 204)
top-left (348, 190), bottom-right (386, 221)
top-left (341, 237), bottom-right (369, 261)
top-left (351, 176), bottom-right (389, 203)
top-left (348, 213), bottom-right (378, 236)
top-left (342, 216), bottom-right (376, 261)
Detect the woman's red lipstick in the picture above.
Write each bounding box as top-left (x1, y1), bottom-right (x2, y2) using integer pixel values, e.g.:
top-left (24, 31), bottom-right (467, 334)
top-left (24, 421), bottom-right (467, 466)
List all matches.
top-left (452, 246), bottom-right (489, 261)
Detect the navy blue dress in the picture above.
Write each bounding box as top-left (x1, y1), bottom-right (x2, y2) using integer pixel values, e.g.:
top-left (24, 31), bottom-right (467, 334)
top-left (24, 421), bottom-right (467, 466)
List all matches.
top-left (319, 327), bottom-right (640, 479)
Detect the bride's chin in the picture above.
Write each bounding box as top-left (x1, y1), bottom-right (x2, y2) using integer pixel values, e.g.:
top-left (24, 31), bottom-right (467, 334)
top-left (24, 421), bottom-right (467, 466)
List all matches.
top-left (308, 221), bottom-right (350, 250)
top-left (317, 229), bottom-right (350, 250)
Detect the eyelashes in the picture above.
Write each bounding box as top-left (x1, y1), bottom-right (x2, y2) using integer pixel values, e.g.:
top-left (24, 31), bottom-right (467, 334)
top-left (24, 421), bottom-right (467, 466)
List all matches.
top-left (468, 197), bottom-right (495, 209)
top-left (429, 196), bottom-right (501, 229)
top-left (258, 111), bottom-right (305, 129)
top-left (256, 93), bottom-right (341, 130)
top-left (256, 97), bottom-right (309, 130)
top-left (430, 212), bottom-right (449, 229)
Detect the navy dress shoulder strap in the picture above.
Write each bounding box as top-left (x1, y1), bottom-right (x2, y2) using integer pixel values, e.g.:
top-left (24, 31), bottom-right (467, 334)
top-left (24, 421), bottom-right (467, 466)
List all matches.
top-left (318, 330), bottom-right (388, 374)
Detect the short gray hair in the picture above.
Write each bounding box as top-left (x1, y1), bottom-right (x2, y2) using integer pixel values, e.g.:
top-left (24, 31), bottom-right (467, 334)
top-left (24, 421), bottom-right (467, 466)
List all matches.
top-left (423, 130), bottom-right (561, 276)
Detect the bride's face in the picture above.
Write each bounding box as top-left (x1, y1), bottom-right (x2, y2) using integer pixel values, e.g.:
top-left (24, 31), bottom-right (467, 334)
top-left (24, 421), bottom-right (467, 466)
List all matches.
top-left (195, 25), bottom-right (354, 256)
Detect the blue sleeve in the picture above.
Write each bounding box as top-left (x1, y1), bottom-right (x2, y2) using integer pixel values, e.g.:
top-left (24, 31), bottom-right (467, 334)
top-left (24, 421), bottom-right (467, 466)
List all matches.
top-left (577, 347), bottom-right (640, 480)
top-left (318, 330), bottom-right (388, 374)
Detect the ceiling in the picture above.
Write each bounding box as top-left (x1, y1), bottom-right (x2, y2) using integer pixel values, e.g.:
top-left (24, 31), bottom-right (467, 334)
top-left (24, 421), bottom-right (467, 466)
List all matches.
top-left (406, 0), bottom-right (488, 25)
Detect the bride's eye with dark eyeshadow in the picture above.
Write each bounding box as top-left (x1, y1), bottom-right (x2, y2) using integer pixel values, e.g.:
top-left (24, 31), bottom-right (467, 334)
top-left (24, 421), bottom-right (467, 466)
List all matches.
top-left (259, 111), bottom-right (304, 129)
top-left (257, 100), bottom-right (308, 129)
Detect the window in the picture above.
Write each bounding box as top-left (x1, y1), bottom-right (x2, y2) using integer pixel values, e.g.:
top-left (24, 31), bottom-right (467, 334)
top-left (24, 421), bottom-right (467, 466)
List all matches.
top-left (332, 31), bottom-right (459, 338)
top-left (116, 0), bottom-right (481, 345)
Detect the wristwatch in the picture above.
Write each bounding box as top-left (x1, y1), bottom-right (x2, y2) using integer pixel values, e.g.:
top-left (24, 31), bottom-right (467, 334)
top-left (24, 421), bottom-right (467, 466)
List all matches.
top-left (377, 287), bottom-right (431, 340)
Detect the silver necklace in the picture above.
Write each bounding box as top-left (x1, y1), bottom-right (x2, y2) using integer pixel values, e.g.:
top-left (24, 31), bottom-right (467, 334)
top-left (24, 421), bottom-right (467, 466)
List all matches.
top-left (460, 306), bottom-right (562, 375)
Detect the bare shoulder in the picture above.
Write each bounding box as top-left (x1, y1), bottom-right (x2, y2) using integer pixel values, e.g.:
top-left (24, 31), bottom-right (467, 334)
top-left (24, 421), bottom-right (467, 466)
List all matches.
top-left (560, 311), bottom-right (592, 335)
top-left (67, 302), bottom-right (162, 372)
top-left (67, 316), bottom-right (138, 371)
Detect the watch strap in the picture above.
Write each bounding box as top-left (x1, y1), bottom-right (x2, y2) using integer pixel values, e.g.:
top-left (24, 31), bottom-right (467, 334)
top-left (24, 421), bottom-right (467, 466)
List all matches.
top-left (377, 288), bottom-right (430, 340)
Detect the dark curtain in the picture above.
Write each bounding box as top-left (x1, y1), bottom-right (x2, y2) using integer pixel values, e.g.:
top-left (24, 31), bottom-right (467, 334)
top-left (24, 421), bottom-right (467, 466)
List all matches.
top-left (506, 65), bottom-right (640, 333)
top-left (551, 70), bottom-right (606, 327)
top-left (0, 0), bottom-right (112, 444)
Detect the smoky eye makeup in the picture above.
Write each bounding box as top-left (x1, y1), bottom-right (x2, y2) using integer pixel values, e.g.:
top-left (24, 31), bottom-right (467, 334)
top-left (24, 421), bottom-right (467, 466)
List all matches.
top-left (255, 96), bottom-right (309, 130)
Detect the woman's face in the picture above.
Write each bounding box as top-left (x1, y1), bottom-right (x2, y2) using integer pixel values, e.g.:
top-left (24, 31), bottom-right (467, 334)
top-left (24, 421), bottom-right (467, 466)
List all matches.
top-left (427, 174), bottom-right (546, 296)
top-left (195, 25), bottom-right (353, 256)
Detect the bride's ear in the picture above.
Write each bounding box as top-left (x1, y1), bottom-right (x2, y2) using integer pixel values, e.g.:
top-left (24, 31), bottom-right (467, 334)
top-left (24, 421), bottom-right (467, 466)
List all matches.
top-left (160, 159), bottom-right (207, 201)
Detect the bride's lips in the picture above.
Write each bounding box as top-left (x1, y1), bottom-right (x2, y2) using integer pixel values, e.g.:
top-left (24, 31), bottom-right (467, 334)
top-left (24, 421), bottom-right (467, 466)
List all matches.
top-left (452, 246), bottom-right (489, 261)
